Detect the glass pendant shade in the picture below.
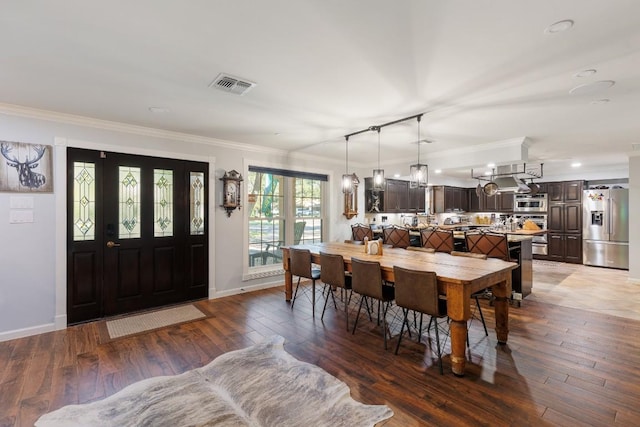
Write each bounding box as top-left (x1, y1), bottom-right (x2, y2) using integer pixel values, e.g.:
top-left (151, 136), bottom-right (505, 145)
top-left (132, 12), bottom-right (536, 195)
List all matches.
top-left (409, 163), bottom-right (428, 188)
top-left (372, 169), bottom-right (385, 191)
top-left (342, 173), bottom-right (354, 194)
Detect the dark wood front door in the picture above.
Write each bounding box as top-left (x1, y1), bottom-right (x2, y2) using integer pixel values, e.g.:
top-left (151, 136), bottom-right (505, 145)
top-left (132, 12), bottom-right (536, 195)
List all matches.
top-left (67, 148), bottom-right (208, 324)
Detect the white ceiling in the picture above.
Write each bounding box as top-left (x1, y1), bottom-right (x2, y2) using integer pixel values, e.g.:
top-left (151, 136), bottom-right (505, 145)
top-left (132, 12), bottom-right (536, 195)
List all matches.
top-left (2, 1), bottom-right (639, 180)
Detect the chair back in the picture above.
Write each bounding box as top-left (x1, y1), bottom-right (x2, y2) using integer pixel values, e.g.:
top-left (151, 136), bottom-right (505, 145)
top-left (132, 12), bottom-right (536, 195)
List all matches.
top-left (290, 247), bottom-right (313, 279)
top-left (320, 252), bottom-right (347, 289)
top-left (465, 232), bottom-right (510, 261)
top-left (450, 251), bottom-right (487, 260)
top-left (420, 228), bottom-right (454, 252)
top-left (393, 266), bottom-right (444, 316)
top-left (382, 226), bottom-right (411, 248)
top-left (294, 221), bottom-right (306, 245)
top-left (351, 223), bottom-right (374, 242)
top-left (351, 258), bottom-right (384, 300)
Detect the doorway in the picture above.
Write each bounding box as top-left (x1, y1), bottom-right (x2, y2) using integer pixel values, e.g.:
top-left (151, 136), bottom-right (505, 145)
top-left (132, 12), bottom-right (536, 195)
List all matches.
top-left (66, 148), bottom-right (208, 324)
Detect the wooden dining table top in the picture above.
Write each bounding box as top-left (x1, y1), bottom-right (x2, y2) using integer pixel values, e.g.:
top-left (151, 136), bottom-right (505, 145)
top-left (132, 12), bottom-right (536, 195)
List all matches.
top-left (289, 241), bottom-right (517, 289)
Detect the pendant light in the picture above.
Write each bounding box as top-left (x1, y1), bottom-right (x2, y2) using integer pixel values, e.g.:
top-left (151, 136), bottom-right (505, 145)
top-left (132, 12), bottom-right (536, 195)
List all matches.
top-left (409, 115), bottom-right (428, 188)
top-left (372, 126), bottom-right (385, 191)
top-left (342, 136), bottom-right (358, 194)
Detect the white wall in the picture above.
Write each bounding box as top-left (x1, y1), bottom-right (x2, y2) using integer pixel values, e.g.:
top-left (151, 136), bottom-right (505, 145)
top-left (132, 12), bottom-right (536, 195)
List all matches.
top-left (0, 109), bottom-right (348, 340)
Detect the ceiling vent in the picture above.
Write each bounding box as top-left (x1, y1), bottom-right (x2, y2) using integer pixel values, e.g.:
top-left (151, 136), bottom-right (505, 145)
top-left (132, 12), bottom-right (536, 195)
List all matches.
top-left (209, 73), bottom-right (256, 96)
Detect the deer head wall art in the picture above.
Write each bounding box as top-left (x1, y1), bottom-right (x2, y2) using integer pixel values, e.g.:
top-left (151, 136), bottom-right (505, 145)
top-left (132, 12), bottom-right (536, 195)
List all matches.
top-left (0, 141), bottom-right (53, 192)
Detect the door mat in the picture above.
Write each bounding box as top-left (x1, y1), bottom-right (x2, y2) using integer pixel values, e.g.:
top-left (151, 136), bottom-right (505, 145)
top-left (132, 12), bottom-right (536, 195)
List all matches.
top-left (105, 304), bottom-right (207, 340)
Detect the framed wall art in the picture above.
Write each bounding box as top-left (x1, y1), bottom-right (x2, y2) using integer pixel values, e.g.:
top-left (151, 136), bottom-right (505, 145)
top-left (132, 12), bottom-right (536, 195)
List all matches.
top-left (0, 140), bottom-right (54, 193)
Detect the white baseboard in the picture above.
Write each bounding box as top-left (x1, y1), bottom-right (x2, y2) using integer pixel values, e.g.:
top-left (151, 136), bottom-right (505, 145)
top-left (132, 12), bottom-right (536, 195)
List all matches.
top-left (54, 314), bottom-right (67, 330)
top-left (628, 277), bottom-right (640, 285)
top-left (0, 322), bottom-right (56, 343)
top-left (211, 280), bottom-right (283, 299)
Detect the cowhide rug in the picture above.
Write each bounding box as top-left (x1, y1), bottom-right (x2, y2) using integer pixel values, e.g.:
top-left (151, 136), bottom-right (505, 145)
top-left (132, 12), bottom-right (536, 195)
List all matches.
top-left (35, 335), bottom-right (393, 427)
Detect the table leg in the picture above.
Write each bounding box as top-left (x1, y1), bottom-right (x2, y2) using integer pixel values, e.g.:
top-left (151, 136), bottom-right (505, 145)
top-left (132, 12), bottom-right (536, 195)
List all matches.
top-left (285, 270), bottom-right (292, 301)
top-left (492, 274), bottom-right (511, 343)
top-left (450, 320), bottom-right (467, 376)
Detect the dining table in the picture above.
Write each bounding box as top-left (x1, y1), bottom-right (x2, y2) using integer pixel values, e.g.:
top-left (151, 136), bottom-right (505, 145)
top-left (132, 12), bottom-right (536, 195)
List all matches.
top-left (281, 241), bottom-right (518, 376)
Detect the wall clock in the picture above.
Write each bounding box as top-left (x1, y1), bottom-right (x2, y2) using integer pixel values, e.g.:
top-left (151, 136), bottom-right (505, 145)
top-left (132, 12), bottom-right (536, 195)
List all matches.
top-left (220, 169), bottom-right (243, 217)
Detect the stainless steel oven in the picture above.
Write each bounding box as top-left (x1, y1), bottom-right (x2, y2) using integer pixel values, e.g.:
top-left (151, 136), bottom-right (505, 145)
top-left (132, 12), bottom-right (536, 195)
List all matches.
top-left (514, 214), bottom-right (548, 255)
top-left (514, 193), bottom-right (547, 213)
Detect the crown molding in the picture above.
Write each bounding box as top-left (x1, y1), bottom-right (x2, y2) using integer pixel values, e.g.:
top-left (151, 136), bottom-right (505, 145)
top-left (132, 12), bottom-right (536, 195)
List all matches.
top-left (0, 102), bottom-right (287, 156)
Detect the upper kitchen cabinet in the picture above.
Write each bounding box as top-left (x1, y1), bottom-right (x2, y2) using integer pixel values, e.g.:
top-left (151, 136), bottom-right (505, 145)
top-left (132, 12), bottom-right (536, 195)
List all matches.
top-left (467, 188), bottom-right (513, 212)
top-left (385, 179), bottom-right (409, 212)
top-left (433, 186), bottom-right (468, 213)
top-left (547, 180), bottom-right (582, 203)
top-left (408, 185), bottom-right (426, 212)
top-left (365, 178), bottom-right (422, 213)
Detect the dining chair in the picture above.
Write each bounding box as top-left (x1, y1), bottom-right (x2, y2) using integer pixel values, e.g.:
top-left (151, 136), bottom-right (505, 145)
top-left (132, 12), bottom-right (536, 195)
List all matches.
top-left (392, 265), bottom-right (448, 374)
top-left (319, 252), bottom-right (353, 331)
top-left (350, 257), bottom-right (395, 349)
top-left (382, 226), bottom-right (411, 248)
top-left (289, 247), bottom-right (321, 317)
top-left (351, 223), bottom-right (374, 243)
top-left (420, 228), bottom-right (455, 253)
top-left (451, 249), bottom-right (490, 337)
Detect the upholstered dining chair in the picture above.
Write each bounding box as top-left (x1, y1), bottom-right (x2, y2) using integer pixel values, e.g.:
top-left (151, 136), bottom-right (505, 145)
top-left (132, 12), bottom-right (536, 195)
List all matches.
top-left (320, 252), bottom-right (352, 331)
top-left (392, 265), bottom-right (448, 374)
top-left (420, 228), bottom-right (455, 253)
top-left (382, 226), bottom-right (411, 248)
top-left (351, 223), bottom-right (374, 243)
top-left (450, 250), bottom-right (489, 337)
top-left (289, 247), bottom-right (321, 317)
top-left (350, 257), bottom-right (395, 349)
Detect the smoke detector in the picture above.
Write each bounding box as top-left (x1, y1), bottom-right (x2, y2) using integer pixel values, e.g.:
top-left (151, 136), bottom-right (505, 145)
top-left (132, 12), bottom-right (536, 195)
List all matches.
top-left (209, 73), bottom-right (257, 95)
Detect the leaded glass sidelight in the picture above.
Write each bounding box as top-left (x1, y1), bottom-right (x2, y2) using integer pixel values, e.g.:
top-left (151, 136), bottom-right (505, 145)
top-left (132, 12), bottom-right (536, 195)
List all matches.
top-left (154, 169), bottom-right (174, 237)
top-left (119, 166), bottom-right (141, 239)
top-left (190, 172), bottom-right (205, 235)
top-left (73, 162), bottom-right (96, 241)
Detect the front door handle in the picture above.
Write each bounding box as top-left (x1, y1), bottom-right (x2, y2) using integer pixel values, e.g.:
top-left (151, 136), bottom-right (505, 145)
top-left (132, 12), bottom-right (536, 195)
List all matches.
top-left (106, 241), bottom-right (121, 248)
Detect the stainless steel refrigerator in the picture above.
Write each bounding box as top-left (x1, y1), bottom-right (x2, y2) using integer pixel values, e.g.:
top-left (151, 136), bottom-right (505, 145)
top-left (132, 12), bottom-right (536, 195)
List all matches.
top-left (583, 188), bottom-right (629, 269)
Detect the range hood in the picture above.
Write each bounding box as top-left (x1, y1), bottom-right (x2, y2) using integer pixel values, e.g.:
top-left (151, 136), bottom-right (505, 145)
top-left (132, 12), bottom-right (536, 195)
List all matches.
top-left (493, 176), bottom-right (531, 193)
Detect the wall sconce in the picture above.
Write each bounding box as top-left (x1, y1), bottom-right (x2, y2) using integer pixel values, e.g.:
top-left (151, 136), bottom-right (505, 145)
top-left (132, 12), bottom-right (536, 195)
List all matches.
top-left (220, 169), bottom-right (243, 217)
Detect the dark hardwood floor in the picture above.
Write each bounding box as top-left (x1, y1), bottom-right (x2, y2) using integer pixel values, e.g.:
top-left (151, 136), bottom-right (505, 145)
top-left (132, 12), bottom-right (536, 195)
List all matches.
top-left (2, 283), bottom-right (640, 426)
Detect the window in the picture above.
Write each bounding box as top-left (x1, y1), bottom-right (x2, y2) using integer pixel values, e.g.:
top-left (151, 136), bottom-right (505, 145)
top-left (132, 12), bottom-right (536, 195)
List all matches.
top-left (247, 166), bottom-right (327, 269)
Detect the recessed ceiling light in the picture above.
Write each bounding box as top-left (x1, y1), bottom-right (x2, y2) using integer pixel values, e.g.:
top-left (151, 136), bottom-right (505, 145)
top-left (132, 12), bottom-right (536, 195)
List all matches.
top-left (393, 173), bottom-right (401, 178)
top-left (569, 80), bottom-right (615, 95)
top-left (574, 69), bottom-right (597, 78)
top-left (590, 99), bottom-right (610, 105)
top-left (544, 19), bottom-right (574, 34)
top-left (149, 107), bottom-right (170, 113)
top-left (484, 171), bottom-right (492, 176)
top-left (487, 163), bottom-right (495, 168)
top-left (571, 162), bottom-right (581, 168)
top-left (434, 169), bottom-right (442, 174)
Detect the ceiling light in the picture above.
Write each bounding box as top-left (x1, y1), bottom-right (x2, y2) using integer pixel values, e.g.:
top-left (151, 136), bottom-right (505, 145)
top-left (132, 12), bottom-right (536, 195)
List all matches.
top-left (569, 80), bottom-right (615, 95)
top-left (409, 115), bottom-right (428, 189)
top-left (544, 19), bottom-right (574, 34)
top-left (148, 107), bottom-right (170, 113)
top-left (484, 171), bottom-right (492, 176)
top-left (434, 169), bottom-right (442, 174)
top-left (393, 173), bottom-right (401, 178)
top-left (571, 162), bottom-right (581, 168)
top-left (372, 127), bottom-right (385, 191)
top-left (574, 69), bottom-right (597, 78)
top-left (487, 163), bottom-right (496, 168)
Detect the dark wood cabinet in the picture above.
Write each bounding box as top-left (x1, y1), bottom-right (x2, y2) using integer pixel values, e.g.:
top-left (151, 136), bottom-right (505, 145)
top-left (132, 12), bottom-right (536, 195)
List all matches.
top-left (365, 178), bottom-right (424, 213)
top-left (408, 185), bottom-right (426, 212)
top-left (546, 180), bottom-right (583, 264)
top-left (548, 233), bottom-right (582, 263)
top-left (384, 179), bottom-right (408, 212)
top-left (433, 186), bottom-right (468, 213)
top-left (466, 189), bottom-right (512, 212)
